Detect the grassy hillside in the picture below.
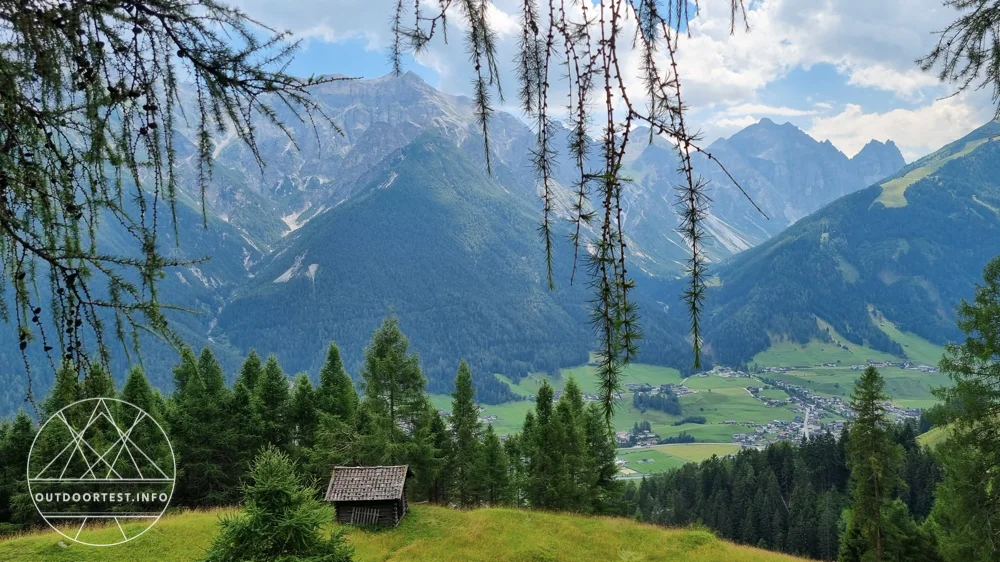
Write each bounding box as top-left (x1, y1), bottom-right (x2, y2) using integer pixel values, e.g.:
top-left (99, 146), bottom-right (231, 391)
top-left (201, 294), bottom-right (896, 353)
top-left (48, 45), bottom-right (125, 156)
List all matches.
top-left (918, 425), bottom-right (952, 449)
top-left (0, 505), bottom-right (811, 562)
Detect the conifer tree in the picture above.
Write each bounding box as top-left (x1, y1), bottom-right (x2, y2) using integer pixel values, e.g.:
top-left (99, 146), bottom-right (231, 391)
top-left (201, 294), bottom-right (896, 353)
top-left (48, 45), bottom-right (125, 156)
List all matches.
top-left (197, 348), bottom-right (228, 396)
top-left (120, 366), bottom-right (161, 420)
top-left (43, 361), bottom-right (80, 416)
top-left (526, 381), bottom-right (565, 509)
top-left (506, 420), bottom-right (529, 507)
top-left (289, 373), bottom-right (319, 450)
top-left (169, 348), bottom-right (235, 506)
top-left (554, 396), bottom-right (584, 510)
top-left (203, 447), bottom-right (352, 562)
top-left (0, 412), bottom-right (37, 527)
top-left (171, 348), bottom-right (199, 400)
top-left (928, 256), bottom-right (1000, 561)
top-left (427, 409), bottom-right (454, 504)
top-left (815, 490), bottom-right (842, 561)
top-left (81, 362), bottom-right (116, 399)
top-left (231, 350), bottom-right (265, 471)
top-left (451, 361), bottom-right (483, 507)
top-left (582, 402), bottom-right (619, 512)
top-left (482, 424), bottom-right (510, 505)
top-left (359, 317), bottom-right (429, 439)
top-left (0, 0), bottom-right (342, 386)
top-left (235, 350), bottom-right (264, 393)
top-left (841, 366), bottom-right (903, 562)
top-left (785, 480), bottom-right (817, 556)
top-left (316, 342), bottom-right (358, 421)
top-left (254, 354), bottom-right (292, 452)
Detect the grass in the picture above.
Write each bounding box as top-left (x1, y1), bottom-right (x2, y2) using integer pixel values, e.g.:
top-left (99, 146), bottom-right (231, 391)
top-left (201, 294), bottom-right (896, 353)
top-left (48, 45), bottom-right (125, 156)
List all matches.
top-left (616, 444), bottom-right (740, 475)
top-left (649, 443), bottom-right (741, 462)
top-left (769, 367), bottom-right (950, 407)
top-left (754, 319), bottom-right (899, 367)
top-left (498, 362), bottom-right (684, 399)
top-left (0, 505), bottom-right (811, 562)
top-left (868, 310), bottom-right (945, 366)
top-left (918, 425), bottom-right (952, 449)
top-left (875, 137), bottom-right (992, 207)
top-left (617, 447), bottom-right (688, 475)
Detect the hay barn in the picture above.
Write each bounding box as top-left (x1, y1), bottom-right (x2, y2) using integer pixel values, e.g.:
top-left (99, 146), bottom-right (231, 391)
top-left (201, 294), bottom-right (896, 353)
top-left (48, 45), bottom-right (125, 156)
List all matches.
top-left (324, 465), bottom-right (412, 527)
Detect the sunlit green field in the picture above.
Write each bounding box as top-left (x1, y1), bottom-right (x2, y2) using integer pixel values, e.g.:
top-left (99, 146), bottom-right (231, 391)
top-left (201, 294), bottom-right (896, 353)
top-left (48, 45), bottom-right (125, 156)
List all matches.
top-left (754, 314), bottom-right (946, 371)
top-left (918, 425), bottom-right (951, 449)
top-left (769, 367), bottom-right (949, 408)
top-left (0, 505), bottom-right (812, 562)
top-left (616, 443), bottom-right (741, 476)
top-left (870, 315), bottom-right (946, 366)
top-left (754, 335), bottom-right (897, 367)
top-left (617, 447), bottom-right (688, 475)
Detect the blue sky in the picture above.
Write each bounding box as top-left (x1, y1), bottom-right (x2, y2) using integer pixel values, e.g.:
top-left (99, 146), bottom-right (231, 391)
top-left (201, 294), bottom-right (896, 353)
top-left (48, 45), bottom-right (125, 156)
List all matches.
top-left (235, 0), bottom-right (995, 162)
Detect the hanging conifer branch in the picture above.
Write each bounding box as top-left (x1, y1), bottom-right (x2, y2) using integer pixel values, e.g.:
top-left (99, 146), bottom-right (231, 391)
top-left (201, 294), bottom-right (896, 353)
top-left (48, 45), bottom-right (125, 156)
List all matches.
top-left (919, 0), bottom-right (1000, 117)
top-left (396, 0), bottom-right (760, 423)
top-left (0, 0), bottom-right (345, 404)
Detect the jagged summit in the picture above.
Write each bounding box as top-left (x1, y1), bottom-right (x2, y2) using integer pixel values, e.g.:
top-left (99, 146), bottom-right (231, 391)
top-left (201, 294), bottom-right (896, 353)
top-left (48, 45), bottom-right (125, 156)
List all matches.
top-left (852, 138), bottom-right (907, 185)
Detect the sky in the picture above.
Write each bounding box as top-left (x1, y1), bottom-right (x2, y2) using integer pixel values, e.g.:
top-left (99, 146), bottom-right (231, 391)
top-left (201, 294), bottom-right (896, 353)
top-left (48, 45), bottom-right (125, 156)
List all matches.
top-left (232, 0), bottom-right (996, 162)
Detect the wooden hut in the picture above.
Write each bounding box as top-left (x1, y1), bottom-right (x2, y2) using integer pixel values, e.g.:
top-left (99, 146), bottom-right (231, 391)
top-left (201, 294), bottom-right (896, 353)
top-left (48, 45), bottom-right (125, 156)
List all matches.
top-left (324, 465), bottom-right (412, 527)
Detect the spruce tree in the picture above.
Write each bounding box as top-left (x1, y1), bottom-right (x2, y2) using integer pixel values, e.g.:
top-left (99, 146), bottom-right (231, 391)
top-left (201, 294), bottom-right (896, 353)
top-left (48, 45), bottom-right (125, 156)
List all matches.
top-left (203, 447), bottom-right (352, 562)
top-left (235, 350), bottom-right (264, 392)
top-left (359, 317), bottom-right (429, 440)
top-left (231, 350), bottom-right (265, 471)
top-left (169, 349), bottom-right (235, 506)
top-left (254, 355), bottom-right (292, 452)
top-left (451, 361), bottom-right (483, 507)
top-left (527, 382), bottom-right (565, 509)
top-left (289, 373), bottom-right (319, 450)
top-left (841, 366), bottom-right (904, 562)
top-left (482, 424), bottom-right (510, 505)
top-left (43, 361), bottom-right (80, 416)
top-left (197, 348), bottom-right (228, 396)
top-left (583, 402), bottom-right (619, 513)
top-left (427, 409), bottom-right (455, 504)
top-left (82, 362), bottom-right (116, 399)
top-left (785, 480), bottom-right (817, 556)
top-left (932, 256), bottom-right (1000, 561)
top-left (0, 412), bottom-right (37, 527)
top-left (316, 342), bottom-right (358, 422)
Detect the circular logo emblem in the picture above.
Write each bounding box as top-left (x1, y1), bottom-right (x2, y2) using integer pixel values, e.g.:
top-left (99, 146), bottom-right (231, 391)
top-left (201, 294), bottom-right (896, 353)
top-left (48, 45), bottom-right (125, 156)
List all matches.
top-left (27, 397), bottom-right (176, 546)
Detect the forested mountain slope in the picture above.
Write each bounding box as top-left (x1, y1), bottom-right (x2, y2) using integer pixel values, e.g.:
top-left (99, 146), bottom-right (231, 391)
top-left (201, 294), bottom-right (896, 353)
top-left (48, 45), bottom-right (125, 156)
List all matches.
top-left (212, 134), bottom-right (689, 399)
top-left (677, 121), bottom-right (1000, 367)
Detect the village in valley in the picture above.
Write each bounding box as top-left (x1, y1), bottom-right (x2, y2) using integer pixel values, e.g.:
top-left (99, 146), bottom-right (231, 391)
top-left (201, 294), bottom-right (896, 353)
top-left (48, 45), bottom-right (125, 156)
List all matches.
top-left (431, 351), bottom-right (944, 480)
top-left (608, 359), bottom-right (937, 477)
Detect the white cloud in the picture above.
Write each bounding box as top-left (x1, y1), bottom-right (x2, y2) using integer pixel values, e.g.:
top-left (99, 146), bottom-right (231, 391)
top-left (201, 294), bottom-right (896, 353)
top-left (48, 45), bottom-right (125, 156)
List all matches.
top-left (806, 93), bottom-right (994, 160)
top-left (229, 0), bottom-right (997, 160)
top-left (843, 64), bottom-right (940, 100)
top-left (722, 103), bottom-right (819, 117)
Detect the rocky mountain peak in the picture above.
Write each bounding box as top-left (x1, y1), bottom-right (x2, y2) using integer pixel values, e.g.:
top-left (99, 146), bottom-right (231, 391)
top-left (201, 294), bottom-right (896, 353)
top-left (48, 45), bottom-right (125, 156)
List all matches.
top-left (851, 138), bottom-right (906, 186)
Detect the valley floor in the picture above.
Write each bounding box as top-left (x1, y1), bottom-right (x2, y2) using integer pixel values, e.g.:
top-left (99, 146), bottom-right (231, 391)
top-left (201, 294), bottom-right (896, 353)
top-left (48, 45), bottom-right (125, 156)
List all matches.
top-left (0, 505), bottom-right (811, 562)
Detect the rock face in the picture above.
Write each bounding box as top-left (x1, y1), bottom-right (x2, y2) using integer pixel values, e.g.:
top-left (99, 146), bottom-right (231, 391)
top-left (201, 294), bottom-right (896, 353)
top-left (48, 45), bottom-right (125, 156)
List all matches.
top-left (620, 118), bottom-right (906, 276)
top-left (852, 139), bottom-right (907, 186)
top-left (170, 75), bottom-right (906, 277)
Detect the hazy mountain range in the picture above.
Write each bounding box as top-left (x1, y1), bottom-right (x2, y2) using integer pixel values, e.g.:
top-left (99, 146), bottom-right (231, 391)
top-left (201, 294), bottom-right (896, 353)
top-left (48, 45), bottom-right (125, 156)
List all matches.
top-left (1, 73), bottom-right (934, 413)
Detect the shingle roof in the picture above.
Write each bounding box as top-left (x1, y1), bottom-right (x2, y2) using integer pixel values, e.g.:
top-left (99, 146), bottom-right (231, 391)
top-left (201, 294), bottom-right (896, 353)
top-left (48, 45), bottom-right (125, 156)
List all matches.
top-left (325, 465), bottom-right (411, 502)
